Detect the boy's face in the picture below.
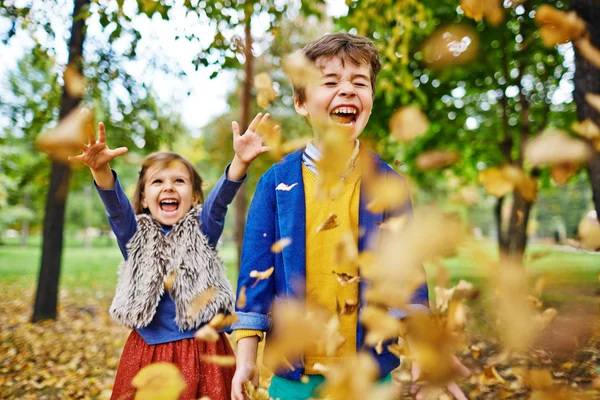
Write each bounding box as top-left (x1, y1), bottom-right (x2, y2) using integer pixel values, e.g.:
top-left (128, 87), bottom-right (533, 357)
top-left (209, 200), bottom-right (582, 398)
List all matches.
top-left (294, 56), bottom-right (373, 141)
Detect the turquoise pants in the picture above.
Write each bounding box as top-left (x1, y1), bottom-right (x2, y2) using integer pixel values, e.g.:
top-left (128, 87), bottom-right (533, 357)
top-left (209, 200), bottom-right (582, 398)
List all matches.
top-left (268, 373), bottom-right (393, 400)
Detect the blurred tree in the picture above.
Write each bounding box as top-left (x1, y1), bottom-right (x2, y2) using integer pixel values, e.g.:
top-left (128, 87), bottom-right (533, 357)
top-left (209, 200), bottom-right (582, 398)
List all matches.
top-left (571, 0), bottom-right (600, 222)
top-left (339, 0), bottom-right (577, 260)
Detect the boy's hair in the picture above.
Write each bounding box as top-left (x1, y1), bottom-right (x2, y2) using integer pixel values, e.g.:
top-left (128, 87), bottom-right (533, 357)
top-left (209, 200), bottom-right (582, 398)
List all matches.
top-left (294, 33), bottom-right (381, 104)
top-left (132, 152), bottom-right (204, 215)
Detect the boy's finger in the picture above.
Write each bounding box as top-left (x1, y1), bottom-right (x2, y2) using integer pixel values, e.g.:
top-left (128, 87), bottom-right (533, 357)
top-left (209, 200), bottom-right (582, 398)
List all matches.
top-left (247, 113), bottom-right (264, 132)
top-left (110, 147), bottom-right (128, 158)
top-left (447, 382), bottom-right (468, 400)
top-left (98, 122), bottom-right (106, 143)
top-left (85, 124), bottom-right (96, 145)
top-left (232, 121), bottom-right (240, 137)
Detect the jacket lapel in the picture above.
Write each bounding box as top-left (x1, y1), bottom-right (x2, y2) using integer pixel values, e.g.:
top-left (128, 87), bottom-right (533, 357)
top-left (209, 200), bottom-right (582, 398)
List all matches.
top-left (274, 151), bottom-right (307, 299)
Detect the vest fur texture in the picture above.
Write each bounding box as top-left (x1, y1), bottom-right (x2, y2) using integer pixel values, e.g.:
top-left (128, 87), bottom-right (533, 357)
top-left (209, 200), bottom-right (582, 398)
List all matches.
top-left (110, 206), bottom-right (235, 331)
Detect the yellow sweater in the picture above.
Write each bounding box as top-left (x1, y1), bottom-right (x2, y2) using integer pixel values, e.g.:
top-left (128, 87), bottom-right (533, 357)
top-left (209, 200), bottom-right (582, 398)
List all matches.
top-left (236, 164), bottom-right (362, 375)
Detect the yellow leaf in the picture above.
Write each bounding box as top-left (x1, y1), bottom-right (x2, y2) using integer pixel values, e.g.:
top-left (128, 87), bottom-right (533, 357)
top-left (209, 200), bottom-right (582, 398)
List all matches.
top-left (421, 24), bottom-right (480, 70)
top-left (271, 237), bottom-right (292, 253)
top-left (332, 270), bottom-right (361, 285)
top-left (535, 5), bottom-right (586, 47)
top-left (36, 105), bottom-right (93, 163)
top-left (575, 36), bottom-right (600, 69)
top-left (571, 119), bottom-right (600, 140)
top-left (316, 213), bottom-right (340, 233)
top-left (585, 93), bottom-right (600, 113)
top-left (524, 129), bottom-right (591, 167)
top-left (365, 175), bottom-right (410, 213)
top-left (201, 355), bottom-right (236, 367)
top-left (132, 363), bottom-right (186, 400)
top-left (194, 325), bottom-right (219, 342)
top-left (208, 313), bottom-right (238, 330)
top-left (551, 163), bottom-right (579, 185)
top-left (237, 285), bottom-right (247, 309)
top-left (389, 105), bottom-right (430, 142)
top-left (63, 64), bottom-right (87, 97)
top-left (282, 51), bottom-right (322, 89)
top-left (479, 167), bottom-right (514, 197)
top-left (334, 232), bottom-right (358, 267)
top-left (415, 150), bottom-right (459, 170)
top-left (249, 266), bottom-right (275, 280)
top-left (188, 287), bottom-right (216, 320)
top-left (163, 270), bottom-right (177, 292)
top-left (578, 214), bottom-right (600, 251)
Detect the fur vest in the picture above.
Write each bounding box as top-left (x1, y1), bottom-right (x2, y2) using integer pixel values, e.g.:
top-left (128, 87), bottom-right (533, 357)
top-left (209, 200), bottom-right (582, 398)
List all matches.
top-left (109, 206), bottom-right (235, 331)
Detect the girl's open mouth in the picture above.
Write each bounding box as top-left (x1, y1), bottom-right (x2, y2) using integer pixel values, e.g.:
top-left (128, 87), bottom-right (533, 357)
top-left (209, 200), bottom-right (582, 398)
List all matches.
top-left (159, 199), bottom-right (179, 212)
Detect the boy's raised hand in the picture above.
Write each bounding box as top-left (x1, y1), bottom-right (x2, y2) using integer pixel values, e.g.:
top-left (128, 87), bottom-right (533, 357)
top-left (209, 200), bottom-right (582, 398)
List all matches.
top-left (69, 122), bottom-right (128, 171)
top-left (228, 113), bottom-right (279, 181)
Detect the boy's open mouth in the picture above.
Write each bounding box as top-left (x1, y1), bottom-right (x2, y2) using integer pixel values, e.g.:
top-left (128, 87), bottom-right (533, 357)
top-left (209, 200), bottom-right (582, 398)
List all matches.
top-left (330, 106), bottom-right (358, 126)
top-left (160, 199), bottom-right (179, 212)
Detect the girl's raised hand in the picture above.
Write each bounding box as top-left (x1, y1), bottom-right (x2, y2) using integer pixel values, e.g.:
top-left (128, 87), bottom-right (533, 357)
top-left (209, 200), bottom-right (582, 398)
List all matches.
top-left (231, 113), bottom-right (278, 165)
top-left (69, 122), bottom-right (128, 171)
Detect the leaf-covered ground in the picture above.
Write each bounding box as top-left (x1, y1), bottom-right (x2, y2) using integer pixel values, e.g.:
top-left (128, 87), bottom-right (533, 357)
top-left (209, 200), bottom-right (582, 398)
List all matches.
top-left (1, 279), bottom-right (598, 399)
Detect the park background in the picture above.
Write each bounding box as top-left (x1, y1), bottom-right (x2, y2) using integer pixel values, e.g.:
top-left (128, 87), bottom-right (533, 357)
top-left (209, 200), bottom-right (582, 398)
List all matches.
top-left (0, 0), bottom-right (599, 399)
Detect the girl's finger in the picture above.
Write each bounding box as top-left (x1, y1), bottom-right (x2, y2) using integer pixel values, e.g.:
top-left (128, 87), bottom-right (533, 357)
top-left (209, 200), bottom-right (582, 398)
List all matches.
top-left (85, 124), bottom-right (96, 145)
top-left (98, 122), bottom-right (106, 143)
top-left (451, 355), bottom-right (471, 377)
top-left (247, 113), bottom-right (264, 133)
top-left (259, 145), bottom-right (271, 154)
top-left (232, 121), bottom-right (240, 138)
top-left (79, 143), bottom-right (88, 152)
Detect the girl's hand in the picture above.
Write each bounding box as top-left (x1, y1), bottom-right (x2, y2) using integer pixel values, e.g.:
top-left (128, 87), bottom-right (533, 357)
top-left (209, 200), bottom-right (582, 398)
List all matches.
top-left (231, 362), bottom-right (259, 400)
top-left (410, 355), bottom-right (471, 400)
top-left (69, 122), bottom-right (128, 189)
top-left (232, 113), bottom-right (278, 165)
top-left (69, 122), bottom-right (128, 171)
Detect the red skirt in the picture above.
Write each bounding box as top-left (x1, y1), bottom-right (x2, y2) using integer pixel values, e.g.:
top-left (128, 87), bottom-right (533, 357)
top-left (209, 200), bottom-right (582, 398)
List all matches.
top-left (111, 330), bottom-right (235, 400)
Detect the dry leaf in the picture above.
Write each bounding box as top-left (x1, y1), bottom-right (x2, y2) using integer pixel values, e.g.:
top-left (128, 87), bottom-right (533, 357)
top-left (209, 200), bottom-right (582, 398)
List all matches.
top-left (254, 72), bottom-right (277, 108)
top-left (460, 0), bottom-right (504, 26)
top-left (415, 150), bottom-right (459, 170)
top-left (208, 313), bottom-right (238, 330)
top-left (575, 36), bottom-right (600, 68)
top-left (551, 163), bottom-right (579, 185)
top-left (36, 105), bottom-right (93, 163)
top-left (132, 363), bottom-right (186, 400)
top-left (502, 165), bottom-right (538, 202)
top-left (163, 270), bottom-right (177, 292)
top-left (332, 271), bottom-right (361, 285)
top-left (237, 285), bottom-right (247, 309)
top-left (535, 5), bottom-right (586, 47)
top-left (479, 167), bottom-right (514, 197)
top-left (389, 105), bottom-right (430, 142)
top-left (201, 355), bottom-right (236, 367)
top-left (316, 213), bottom-right (340, 233)
top-left (282, 51), bottom-right (322, 89)
top-left (188, 287), bottom-right (216, 320)
top-left (249, 266), bottom-right (275, 280)
top-left (194, 325), bottom-right (219, 342)
top-left (571, 119), bottom-right (600, 140)
top-left (334, 232), bottom-right (358, 267)
top-left (242, 380), bottom-right (271, 400)
top-left (585, 93), bottom-right (600, 113)
top-left (271, 237), bottom-right (291, 253)
top-left (63, 64), bottom-right (87, 97)
top-left (578, 214), bottom-right (600, 251)
top-left (421, 24), bottom-right (480, 69)
top-left (314, 125), bottom-right (356, 200)
top-left (479, 365), bottom-right (506, 386)
top-left (337, 298), bottom-right (359, 315)
top-left (524, 129), bottom-right (591, 167)
top-left (361, 306), bottom-right (406, 346)
top-left (365, 175), bottom-right (409, 213)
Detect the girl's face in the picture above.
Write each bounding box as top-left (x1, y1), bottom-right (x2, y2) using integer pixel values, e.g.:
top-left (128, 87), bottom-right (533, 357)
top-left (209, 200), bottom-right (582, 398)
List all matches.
top-left (141, 160), bottom-right (198, 226)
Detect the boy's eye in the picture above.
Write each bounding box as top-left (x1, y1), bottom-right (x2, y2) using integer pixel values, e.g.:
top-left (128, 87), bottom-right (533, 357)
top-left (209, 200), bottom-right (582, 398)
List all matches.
top-left (324, 81), bottom-right (338, 86)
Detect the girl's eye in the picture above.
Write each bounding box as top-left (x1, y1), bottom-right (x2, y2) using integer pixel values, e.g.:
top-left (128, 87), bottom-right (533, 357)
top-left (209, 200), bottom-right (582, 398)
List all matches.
top-left (175, 179), bottom-right (185, 183)
top-left (152, 179), bottom-right (162, 184)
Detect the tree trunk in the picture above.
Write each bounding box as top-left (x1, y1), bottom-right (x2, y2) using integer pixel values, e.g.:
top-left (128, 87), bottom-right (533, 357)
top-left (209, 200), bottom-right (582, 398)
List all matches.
top-left (235, 18), bottom-right (253, 271)
top-left (32, 0), bottom-right (89, 322)
top-left (571, 0), bottom-right (600, 222)
top-left (20, 192), bottom-right (31, 247)
top-left (495, 196), bottom-right (509, 255)
top-left (506, 191), bottom-right (532, 262)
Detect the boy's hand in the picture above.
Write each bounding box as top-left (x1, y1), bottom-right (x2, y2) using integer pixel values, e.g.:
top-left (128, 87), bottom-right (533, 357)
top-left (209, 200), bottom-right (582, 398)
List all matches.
top-left (231, 362), bottom-right (259, 400)
top-left (410, 355), bottom-right (470, 400)
top-left (69, 122), bottom-right (128, 171)
top-left (228, 113), bottom-right (278, 181)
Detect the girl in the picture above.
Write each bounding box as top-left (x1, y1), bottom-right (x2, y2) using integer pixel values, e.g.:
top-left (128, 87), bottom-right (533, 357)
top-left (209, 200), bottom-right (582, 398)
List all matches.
top-left (70, 113), bottom-right (277, 400)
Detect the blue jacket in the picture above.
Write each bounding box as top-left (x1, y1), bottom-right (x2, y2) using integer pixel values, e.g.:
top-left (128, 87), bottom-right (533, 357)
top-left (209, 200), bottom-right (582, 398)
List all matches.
top-left (232, 150), bottom-right (429, 380)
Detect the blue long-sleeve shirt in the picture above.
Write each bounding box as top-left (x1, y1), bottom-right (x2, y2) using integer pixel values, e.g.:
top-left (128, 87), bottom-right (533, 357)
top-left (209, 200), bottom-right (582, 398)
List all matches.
top-left (95, 167), bottom-right (244, 344)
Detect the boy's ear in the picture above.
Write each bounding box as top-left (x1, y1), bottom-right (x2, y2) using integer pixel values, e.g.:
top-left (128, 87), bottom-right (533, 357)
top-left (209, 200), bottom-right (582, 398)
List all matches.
top-left (294, 95), bottom-right (309, 117)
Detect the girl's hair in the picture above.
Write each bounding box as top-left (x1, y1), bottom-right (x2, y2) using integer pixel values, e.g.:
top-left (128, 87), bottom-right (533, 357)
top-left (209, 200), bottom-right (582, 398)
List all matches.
top-left (132, 152), bottom-right (204, 215)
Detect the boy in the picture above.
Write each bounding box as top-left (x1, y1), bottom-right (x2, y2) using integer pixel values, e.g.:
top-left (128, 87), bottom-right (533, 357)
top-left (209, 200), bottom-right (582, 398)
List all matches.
top-left (231, 33), bottom-right (467, 400)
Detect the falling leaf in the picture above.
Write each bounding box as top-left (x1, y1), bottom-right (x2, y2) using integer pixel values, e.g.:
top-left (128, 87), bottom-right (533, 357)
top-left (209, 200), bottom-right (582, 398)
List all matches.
top-left (502, 165), bottom-right (538, 202)
top-left (460, 0), bottom-right (504, 26)
top-left (194, 325), bottom-right (219, 343)
top-left (163, 270), bottom-right (177, 292)
top-left (389, 105), bottom-right (430, 142)
top-left (271, 237), bottom-right (292, 253)
top-left (242, 380), bottom-right (271, 400)
top-left (237, 285), bottom-right (247, 309)
top-left (577, 214), bottom-right (600, 251)
top-left (571, 119), bottom-right (600, 140)
top-left (332, 271), bottom-right (361, 285)
top-left (336, 298), bottom-right (359, 315)
top-left (36, 105), bottom-right (93, 163)
top-left (421, 24), bottom-right (480, 70)
top-left (551, 163), bottom-right (579, 185)
top-left (132, 363), bottom-right (186, 400)
top-left (63, 64), bottom-right (87, 97)
top-left (188, 287), bottom-right (216, 320)
top-left (524, 129), bottom-right (591, 167)
top-left (254, 72), bottom-right (277, 108)
top-left (415, 150), bottom-right (459, 170)
top-left (280, 136), bottom-right (311, 155)
top-left (585, 93), bottom-right (600, 113)
top-left (208, 313), bottom-right (238, 330)
top-left (479, 365), bottom-right (506, 386)
top-left (394, 159), bottom-right (404, 166)
top-left (334, 232), bottom-right (358, 267)
top-left (201, 355), bottom-right (236, 367)
top-left (365, 175), bottom-right (410, 213)
top-left (479, 167), bottom-right (514, 197)
top-left (575, 36), bottom-right (600, 68)
top-left (361, 306), bottom-right (406, 346)
top-left (314, 125), bottom-right (356, 200)
top-left (316, 213), bottom-right (340, 233)
top-left (282, 51), bottom-right (322, 89)
top-left (535, 5), bottom-right (586, 47)
top-left (450, 185), bottom-right (481, 206)
top-left (249, 266), bottom-right (275, 280)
